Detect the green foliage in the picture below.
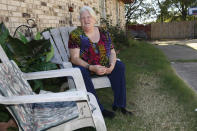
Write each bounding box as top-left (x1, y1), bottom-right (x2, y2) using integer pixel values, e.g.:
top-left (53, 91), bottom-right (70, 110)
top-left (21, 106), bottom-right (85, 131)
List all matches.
top-left (0, 23), bottom-right (11, 57)
top-left (0, 105), bottom-right (10, 122)
top-left (35, 32), bottom-right (42, 40)
top-left (126, 0), bottom-right (197, 24)
top-left (18, 32), bottom-right (28, 44)
top-left (100, 18), bottom-right (132, 50)
top-left (0, 23), bottom-right (9, 45)
top-left (4, 35), bottom-right (56, 72)
top-left (156, 0), bottom-right (197, 22)
top-left (125, 0), bottom-right (157, 24)
top-left (0, 22), bottom-right (57, 91)
top-left (46, 44), bottom-right (54, 62)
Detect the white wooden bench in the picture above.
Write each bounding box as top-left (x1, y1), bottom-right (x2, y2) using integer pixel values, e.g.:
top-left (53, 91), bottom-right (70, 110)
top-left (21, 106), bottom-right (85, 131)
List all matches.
top-left (0, 45), bottom-right (106, 131)
top-left (42, 27), bottom-right (111, 89)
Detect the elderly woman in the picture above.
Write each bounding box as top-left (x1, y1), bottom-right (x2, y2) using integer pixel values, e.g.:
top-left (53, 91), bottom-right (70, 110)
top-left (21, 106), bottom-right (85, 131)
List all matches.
top-left (68, 6), bottom-right (132, 118)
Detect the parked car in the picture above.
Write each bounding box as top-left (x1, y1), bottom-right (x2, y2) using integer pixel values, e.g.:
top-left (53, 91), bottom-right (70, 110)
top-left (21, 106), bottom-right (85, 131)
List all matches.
top-left (130, 29), bottom-right (148, 40)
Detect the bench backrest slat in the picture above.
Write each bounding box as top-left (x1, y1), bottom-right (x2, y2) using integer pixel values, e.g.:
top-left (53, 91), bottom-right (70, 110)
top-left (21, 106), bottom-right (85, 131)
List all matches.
top-left (42, 31), bottom-right (63, 64)
top-left (42, 27), bottom-right (77, 64)
top-left (59, 27), bottom-right (76, 59)
top-left (50, 28), bottom-right (69, 62)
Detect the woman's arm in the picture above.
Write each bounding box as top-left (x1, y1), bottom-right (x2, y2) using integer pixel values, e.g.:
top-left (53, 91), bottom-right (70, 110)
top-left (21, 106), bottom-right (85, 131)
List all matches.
top-left (69, 48), bottom-right (88, 67)
top-left (105, 49), bottom-right (117, 74)
top-left (109, 49), bottom-right (117, 69)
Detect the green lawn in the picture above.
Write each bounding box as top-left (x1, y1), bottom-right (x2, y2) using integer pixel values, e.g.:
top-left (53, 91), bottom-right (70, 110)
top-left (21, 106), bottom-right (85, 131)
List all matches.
top-left (96, 40), bottom-right (197, 131)
top-left (1, 40), bottom-right (197, 131)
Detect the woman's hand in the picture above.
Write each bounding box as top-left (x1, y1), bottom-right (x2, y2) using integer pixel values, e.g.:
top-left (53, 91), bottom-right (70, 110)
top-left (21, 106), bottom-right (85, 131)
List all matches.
top-left (89, 65), bottom-right (107, 75)
top-left (90, 64), bottom-right (115, 75)
top-left (105, 64), bottom-right (115, 74)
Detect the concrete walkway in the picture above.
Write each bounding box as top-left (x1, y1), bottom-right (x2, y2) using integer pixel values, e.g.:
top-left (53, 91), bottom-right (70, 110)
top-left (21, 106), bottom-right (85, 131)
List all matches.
top-left (151, 39), bottom-right (197, 91)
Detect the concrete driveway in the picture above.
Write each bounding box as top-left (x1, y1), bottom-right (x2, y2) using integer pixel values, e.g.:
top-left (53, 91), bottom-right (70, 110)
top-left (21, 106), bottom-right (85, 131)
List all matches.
top-left (151, 39), bottom-right (197, 91)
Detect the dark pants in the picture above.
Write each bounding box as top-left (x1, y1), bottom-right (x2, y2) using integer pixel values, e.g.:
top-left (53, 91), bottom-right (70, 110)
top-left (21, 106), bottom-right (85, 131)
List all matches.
top-left (74, 60), bottom-right (126, 111)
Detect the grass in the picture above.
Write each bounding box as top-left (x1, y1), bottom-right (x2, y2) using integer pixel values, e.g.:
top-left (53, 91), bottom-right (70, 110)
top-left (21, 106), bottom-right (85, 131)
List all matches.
top-left (1, 40), bottom-right (197, 130)
top-left (96, 40), bottom-right (197, 131)
top-left (172, 59), bottom-right (197, 63)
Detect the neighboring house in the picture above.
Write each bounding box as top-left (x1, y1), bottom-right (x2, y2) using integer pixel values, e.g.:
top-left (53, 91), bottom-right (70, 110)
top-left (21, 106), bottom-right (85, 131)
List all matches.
top-left (0, 0), bottom-right (134, 35)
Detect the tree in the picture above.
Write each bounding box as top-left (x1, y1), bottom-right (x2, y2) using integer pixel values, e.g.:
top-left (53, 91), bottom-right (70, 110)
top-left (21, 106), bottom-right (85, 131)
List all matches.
top-left (125, 0), bottom-right (197, 24)
top-left (156, 0), bottom-right (171, 22)
top-left (170, 0), bottom-right (197, 20)
top-left (125, 0), bottom-right (156, 24)
top-left (156, 0), bottom-right (197, 22)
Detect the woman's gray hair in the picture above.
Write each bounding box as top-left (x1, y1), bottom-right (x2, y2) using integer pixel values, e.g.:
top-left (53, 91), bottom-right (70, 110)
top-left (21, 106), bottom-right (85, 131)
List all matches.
top-left (79, 6), bottom-right (97, 20)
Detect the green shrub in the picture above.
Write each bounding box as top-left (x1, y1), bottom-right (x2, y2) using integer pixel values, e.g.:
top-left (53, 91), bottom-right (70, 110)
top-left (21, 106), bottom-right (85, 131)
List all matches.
top-left (0, 23), bottom-right (56, 72)
top-left (0, 22), bottom-right (57, 92)
top-left (100, 18), bottom-right (132, 50)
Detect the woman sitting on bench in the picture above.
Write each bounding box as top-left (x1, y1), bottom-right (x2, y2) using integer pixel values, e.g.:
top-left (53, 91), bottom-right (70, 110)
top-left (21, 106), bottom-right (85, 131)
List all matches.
top-left (68, 6), bottom-right (132, 118)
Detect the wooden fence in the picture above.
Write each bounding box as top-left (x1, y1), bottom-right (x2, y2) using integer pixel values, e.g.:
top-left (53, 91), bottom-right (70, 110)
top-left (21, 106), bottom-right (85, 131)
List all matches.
top-left (151, 21), bottom-right (197, 39)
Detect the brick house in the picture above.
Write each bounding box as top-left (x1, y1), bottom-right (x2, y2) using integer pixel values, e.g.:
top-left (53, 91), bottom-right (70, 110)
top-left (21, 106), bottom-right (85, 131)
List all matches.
top-left (0, 0), bottom-right (134, 35)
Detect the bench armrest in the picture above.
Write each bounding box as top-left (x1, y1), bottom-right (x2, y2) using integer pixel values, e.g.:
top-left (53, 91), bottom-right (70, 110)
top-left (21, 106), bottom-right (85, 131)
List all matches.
top-left (62, 62), bottom-right (73, 68)
top-left (23, 68), bottom-right (86, 91)
top-left (51, 59), bottom-right (72, 69)
top-left (0, 91), bottom-right (88, 105)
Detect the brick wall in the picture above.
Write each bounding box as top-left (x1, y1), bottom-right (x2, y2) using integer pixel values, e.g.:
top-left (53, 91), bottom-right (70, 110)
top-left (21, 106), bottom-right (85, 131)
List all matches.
top-left (0, 0), bottom-right (126, 35)
top-left (105, 0), bottom-right (125, 29)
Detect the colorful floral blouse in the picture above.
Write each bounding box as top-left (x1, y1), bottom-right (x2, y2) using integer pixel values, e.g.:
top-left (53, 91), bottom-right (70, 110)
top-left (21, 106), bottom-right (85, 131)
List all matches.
top-left (68, 27), bottom-right (114, 67)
